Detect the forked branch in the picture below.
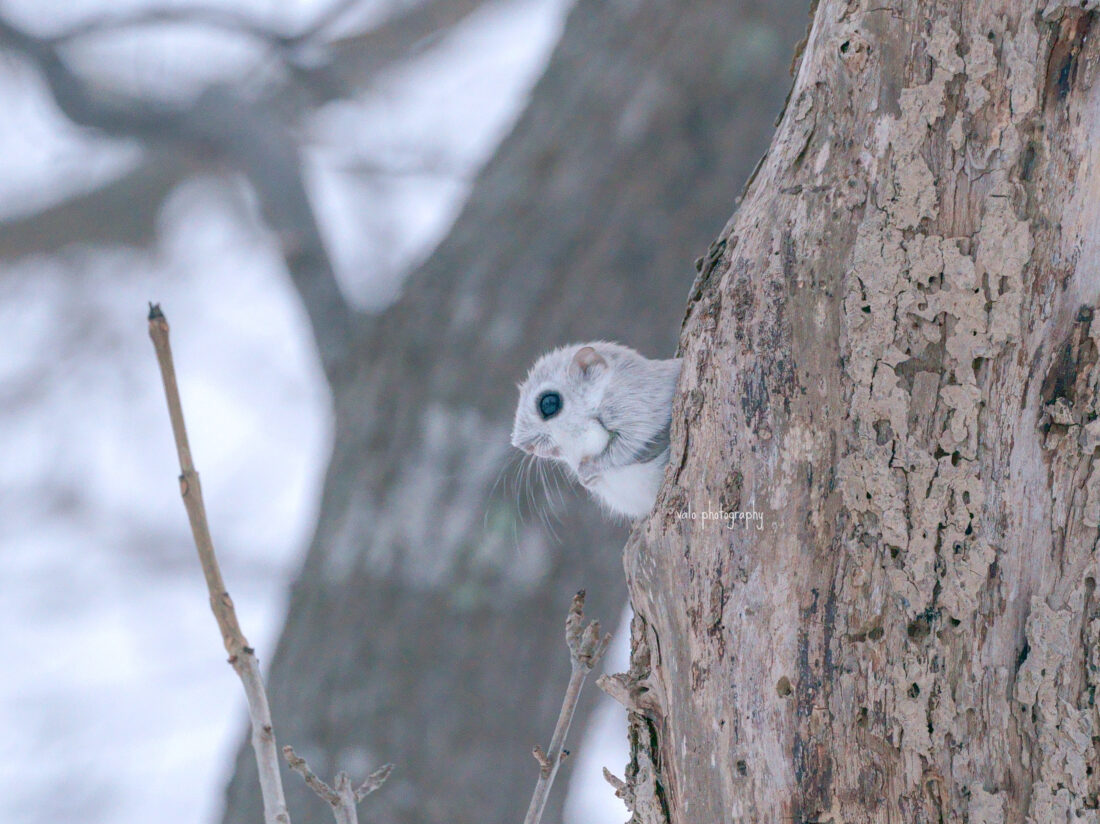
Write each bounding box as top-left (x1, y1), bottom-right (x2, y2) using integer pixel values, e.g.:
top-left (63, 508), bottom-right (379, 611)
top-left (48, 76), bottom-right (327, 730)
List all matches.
top-left (523, 590), bottom-right (611, 824)
top-left (283, 746), bottom-right (393, 824)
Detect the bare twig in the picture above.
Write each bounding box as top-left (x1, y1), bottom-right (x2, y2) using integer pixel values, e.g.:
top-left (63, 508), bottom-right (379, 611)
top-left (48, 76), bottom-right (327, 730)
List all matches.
top-left (283, 745), bottom-right (339, 805)
top-left (532, 744), bottom-right (551, 775)
top-left (523, 590), bottom-right (611, 824)
top-left (282, 745), bottom-right (393, 824)
top-left (355, 763), bottom-right (394, 801)
top-left (602, 767), bottom-right (635, 812)
top-left (147, 303), bottom-right (290, 824)
top-left (330, 773), bottom-right (360, 824)
top-left (595, 671), bottom-right (636, 711)
top-left (150, 304), bottom-right (391, 823)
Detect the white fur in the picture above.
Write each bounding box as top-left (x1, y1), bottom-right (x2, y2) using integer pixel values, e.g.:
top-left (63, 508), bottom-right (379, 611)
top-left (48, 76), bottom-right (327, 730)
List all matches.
top-left (511, 341), bottom-right (681, 520)
top-left (582, 460), bottom-right (668, 519)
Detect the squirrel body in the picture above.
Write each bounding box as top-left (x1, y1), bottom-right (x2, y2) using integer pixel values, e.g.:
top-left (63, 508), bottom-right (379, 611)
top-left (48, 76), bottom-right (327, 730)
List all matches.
top-left (511, 341), bottom-right (681, 519)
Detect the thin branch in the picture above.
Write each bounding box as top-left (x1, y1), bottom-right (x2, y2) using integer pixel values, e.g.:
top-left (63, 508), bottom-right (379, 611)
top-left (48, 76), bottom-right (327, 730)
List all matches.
top-left (355, 763), bottom-right (394, 801)
top-left (283, 745), bottom-right (340, 805)
top-left (150, 304), bottom-right (391, 823)
top-left (602, 767), bottom-right (635, 812)
top-left (523, 591), bottom-right (611, 824)
top-left (283, 745), bottom-right (393, 823)
top-left (594, 671), bottom-right (636, 711)
top-left (147, 304), bottom-right (291, 824)
top-left (331, 774), bottom-right (360, 824)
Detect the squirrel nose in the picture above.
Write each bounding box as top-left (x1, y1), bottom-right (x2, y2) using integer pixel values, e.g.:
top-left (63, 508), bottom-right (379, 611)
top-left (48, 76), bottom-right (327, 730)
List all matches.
top-left (523, 443), bottom-right (536, 454)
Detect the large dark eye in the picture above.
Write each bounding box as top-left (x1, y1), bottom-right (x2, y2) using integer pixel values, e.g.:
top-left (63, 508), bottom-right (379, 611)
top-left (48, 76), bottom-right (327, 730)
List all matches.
top-left (537, 391), bottom-right (562, 420)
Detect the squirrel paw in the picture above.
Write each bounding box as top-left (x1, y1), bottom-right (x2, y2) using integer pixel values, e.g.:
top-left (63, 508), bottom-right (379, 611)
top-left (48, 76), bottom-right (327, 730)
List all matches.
top-left (577, 457), bottom-right (602, 486)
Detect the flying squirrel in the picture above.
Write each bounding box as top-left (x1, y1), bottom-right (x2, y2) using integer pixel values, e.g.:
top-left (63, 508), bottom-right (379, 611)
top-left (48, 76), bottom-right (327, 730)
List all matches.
top-left (511, 342), bottom-right (682, 519)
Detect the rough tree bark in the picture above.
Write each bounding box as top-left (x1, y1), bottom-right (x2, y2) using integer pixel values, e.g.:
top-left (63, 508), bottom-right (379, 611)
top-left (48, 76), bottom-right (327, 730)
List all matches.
top-left (624, 1), bottom-right (1100, 822)
top-left (223, 2), bottom-right (809, 823)
top-left (0, 0), bottom-right (807, 820)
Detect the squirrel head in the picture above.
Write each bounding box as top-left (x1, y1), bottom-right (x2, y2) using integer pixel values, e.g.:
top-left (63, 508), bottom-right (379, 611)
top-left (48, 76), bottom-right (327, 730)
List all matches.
top-left (511, 342), bottom-right (615, 470)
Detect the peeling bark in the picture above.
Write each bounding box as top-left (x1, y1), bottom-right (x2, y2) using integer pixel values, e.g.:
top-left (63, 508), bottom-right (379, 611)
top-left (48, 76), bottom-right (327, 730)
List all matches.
top-left (628, 2), bottom-right (1100, 821)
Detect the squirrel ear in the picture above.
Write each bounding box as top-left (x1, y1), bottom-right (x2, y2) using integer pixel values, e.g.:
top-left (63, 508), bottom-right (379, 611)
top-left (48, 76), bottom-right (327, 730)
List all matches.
top-left (572, 345), bottom-right (607, 378)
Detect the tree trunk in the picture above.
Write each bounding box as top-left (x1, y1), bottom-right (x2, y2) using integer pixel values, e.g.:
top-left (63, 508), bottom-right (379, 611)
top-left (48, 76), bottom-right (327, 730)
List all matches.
top-left (625, 2), bottom-right (1100, 822)
top-left (222, 1), bottom-right (810, 823)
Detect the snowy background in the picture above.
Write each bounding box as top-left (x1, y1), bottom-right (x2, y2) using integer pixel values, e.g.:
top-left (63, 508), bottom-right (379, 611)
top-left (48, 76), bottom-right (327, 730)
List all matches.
top-left (0, 0), bottom-right (628, 821)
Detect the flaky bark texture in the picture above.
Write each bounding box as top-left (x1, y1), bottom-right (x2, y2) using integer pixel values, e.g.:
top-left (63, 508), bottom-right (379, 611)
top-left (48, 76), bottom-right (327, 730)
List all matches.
top-left (223, 1), bottom-right (809, 823)
top-left (626, 2), bottom-right (1100, 822)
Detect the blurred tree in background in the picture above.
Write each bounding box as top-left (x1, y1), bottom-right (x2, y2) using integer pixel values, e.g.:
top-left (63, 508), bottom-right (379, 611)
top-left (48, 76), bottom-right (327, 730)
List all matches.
top-left (0, 0), bottom-right (807, 822)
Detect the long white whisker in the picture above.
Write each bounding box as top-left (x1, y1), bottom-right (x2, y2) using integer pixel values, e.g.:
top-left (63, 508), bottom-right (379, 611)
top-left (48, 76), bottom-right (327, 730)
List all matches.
top-left (547, 460), bottom-right (567, 511)
top-left (533, 459), bottom-right (562, 542)
top-left (535, 459), bottom-right (551, 526)
top-left (484, 450), bottom-right (521, 531)
top-left (523, 453), bottom-right (537, 515)
top-left (513, 453), bottom-right (525, 513)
